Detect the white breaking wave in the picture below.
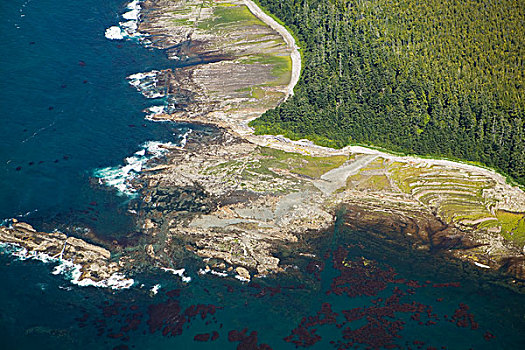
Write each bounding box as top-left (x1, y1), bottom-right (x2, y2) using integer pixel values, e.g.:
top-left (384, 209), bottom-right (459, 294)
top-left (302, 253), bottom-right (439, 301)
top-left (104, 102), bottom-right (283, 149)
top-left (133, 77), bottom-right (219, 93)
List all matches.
top-left (150, 284), bottom-right (161, 295)
top-left (127, 71), bottom-right (158, 82)
top-left (127, 70), bottom-right (184, 119)
top-left (127, 0), bottom-right (141, 11)
top-left (127, 70), bottom-right (166, 99)
top-left (122, 9), bottom-right (140, 21)
top-left (105, 26), bottom-right (124, 40)
top-left (212, 270), bottom-right (229, 277)
top-left (0, 242), bottom-right (134, 290)
top-left (160, 267), bottom-right (192, 283)
top-left (120, 20), bottom-right (138, 31)
top-left (198, 266), bottom-right (230, 278)
top-left (179, 128), bottom-right (192, 148)
top-left (16, 209), bottom-right (39, 219)
top-left (145, 105), bottom-right (166, 120)
top-left (474, 261), bottom-right (491, 269)
top-left (104, 0), bottom-right (145, 40)
top-left (93, 141), bottom-right (174, 196)
top-left (234, 274), bottom-right (250, 283)
top-left (52, 260), bottom-right (135, 289)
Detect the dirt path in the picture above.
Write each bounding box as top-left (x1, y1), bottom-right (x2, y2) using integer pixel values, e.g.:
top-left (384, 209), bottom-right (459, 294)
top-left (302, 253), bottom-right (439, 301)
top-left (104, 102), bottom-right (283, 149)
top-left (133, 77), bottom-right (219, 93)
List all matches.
top-left (147, 0), bottom-right (524, 206)
top-left (239, 1), bottom-right (523, 197)
top-left (315, 155), bottom-right (378, 195)
top-left (243, 0), bottom-right (301, 99)
top-left (132, 1), bottom-right (524, 281)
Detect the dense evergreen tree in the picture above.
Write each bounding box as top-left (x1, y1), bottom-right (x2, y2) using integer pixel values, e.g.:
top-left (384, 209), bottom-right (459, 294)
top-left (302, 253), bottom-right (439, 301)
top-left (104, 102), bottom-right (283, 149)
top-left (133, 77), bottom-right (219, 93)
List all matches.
top-left (250, 0), bottom-right (525, 185)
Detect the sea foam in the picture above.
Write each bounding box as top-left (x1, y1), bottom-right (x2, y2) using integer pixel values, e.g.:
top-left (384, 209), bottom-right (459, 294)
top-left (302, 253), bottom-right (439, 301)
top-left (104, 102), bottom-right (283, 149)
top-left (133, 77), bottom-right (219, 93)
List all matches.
top-left (160, 267), bottom-right (192, 283)
top-left (179, 129), bottom-right (192, 148)
top-left (105, 26), bottom-right (124, 40)
top-left (122, 9), bottom-right (140, 21)
top-left (0, 242), bottom-right (134, 290)
top-left (199, 266), bottom-right (229, 278)
top-left (104, 0), bottom-right (144, 40)
top-left (150, 284), bottom-right (161, 295)
top-left (93, 141), bottom-right (174, 196)
top-left (127, 71), bottom-right (166, 99)
top-left (145, 105), bottom-right (166, 120)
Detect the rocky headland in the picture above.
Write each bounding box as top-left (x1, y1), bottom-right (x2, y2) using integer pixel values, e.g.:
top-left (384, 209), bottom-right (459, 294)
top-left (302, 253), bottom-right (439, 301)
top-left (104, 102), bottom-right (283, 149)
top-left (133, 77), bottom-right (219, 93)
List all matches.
top-left (131, 0), bottom-right (525, 282)
top-left (0, 220), bottom-right (128, 286)
top-left (1, 0), bottom-right (524, 288)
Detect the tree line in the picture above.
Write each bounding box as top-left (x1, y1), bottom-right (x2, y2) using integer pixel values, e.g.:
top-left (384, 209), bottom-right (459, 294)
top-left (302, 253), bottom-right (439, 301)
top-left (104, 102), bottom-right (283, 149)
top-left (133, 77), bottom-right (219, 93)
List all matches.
top-left (250, 0), bottom-right (525, 185)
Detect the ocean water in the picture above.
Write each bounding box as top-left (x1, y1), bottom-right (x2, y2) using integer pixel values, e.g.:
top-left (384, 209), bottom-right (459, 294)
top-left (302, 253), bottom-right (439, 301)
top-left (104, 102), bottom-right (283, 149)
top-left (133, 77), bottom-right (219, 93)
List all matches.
top-left (0, 0), bottom-right (186, 236)
top-left (1, 1), bottom-right (524, 349)
top-left (2, 219), bottom-right (525, 350)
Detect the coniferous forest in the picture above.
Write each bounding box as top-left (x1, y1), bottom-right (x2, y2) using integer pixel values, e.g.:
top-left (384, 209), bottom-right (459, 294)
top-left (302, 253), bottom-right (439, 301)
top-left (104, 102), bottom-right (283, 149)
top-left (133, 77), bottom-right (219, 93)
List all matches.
top-left (250, 0), bottom-right (525, 185)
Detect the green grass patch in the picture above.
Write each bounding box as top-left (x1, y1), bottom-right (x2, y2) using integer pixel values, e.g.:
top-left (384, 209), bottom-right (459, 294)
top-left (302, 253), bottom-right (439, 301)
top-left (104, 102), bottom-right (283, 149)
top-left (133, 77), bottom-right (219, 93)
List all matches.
top-left (496, 210), bottom-right (525, 247)
top-left (455, 212), bottom-right (495, 222)
top-left (250, 87), bottom-right (265, 99)
top-left (238, 54), bottom-right (292, 85)
top-left (197, 5), bottom-right (265, 30)
top-left (171, 18), bottom-right (194, 26)
top-left (216, 2), bottom-right (237, 7)
top-left (442, 206), bottom-right (491, 223)
top-left (365, 175), bottom-right (390, 191)
top-left (291, 155), bottom-right (348, 178)
top-left (357, 157), bottom-right (385, 171)
top-left (417, 192), bottom-right (483, 206)
top-left (257, 147), bottom-right (348, 178)
top-left (347, 174), bottom-right (391, 191)
top-left (170, 8), bottom-right (194, 15)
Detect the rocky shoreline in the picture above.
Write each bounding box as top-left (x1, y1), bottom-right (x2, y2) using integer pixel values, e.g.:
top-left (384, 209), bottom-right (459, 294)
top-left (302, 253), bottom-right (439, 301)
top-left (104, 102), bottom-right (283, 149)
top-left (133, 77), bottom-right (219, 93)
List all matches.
top-left (1, 0), bottom-right (524, 289)
top-left (131, 125), bottom-right (525, 284)
top-left (139, 0), bottom-right (525, 278)
top-left (0, 220), bottom-right (131, 288)
top-left (131, 0), bottom-right (525, 283)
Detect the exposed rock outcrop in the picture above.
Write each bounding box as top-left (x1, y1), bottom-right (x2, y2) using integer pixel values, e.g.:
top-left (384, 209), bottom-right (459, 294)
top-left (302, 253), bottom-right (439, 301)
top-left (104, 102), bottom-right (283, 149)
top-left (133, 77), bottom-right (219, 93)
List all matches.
top-left (0, 221), bottom-right (124, 284)
top-left (3, 0), bottom-right (523, 290)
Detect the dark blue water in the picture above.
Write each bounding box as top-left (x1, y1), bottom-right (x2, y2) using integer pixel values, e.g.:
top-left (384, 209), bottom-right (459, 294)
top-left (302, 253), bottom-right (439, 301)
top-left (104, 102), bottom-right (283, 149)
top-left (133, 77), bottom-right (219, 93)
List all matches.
top-left (1, 1), bottom-right (524, 350)
top-left (0, 0), bottom-right (182, 235)
top-left (1, 223), bottom-right (525, 350)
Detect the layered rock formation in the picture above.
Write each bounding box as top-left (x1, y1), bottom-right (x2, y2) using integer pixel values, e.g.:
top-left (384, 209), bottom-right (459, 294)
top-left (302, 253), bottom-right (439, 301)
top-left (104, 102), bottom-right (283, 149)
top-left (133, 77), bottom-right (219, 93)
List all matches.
top-left (133, 128), bottom-right (334, 278)
top-left (137, 0), bottom-right (294, 129)
top-left (2, 0), bottom-right (523, 288)
top-left (130, 124), bottom-right (525, 283)
top-left (129, 0), bottom-right (525, 283)
top-left (0, 220), bottom-right (126, 285)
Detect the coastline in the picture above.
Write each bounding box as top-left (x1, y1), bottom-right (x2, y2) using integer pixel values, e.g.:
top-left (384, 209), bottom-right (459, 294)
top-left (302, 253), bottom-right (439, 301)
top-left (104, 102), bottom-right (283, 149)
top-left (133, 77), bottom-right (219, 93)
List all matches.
top-left (141, 0), bottom-right (524, 218)
top-left (139, 0), bottom-right (525, 282)
top-left (1, 0), bottom-right (523, 289)
top-left (3, 2), bottom-right (525, 349)
top-left (146, 0), bottom-right (521, 198)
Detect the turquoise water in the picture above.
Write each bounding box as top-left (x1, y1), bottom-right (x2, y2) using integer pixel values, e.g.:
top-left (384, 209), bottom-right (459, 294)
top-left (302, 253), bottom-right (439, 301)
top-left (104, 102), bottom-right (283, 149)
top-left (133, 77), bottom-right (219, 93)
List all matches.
top-left (0, 1), bottom-right (524, 349)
